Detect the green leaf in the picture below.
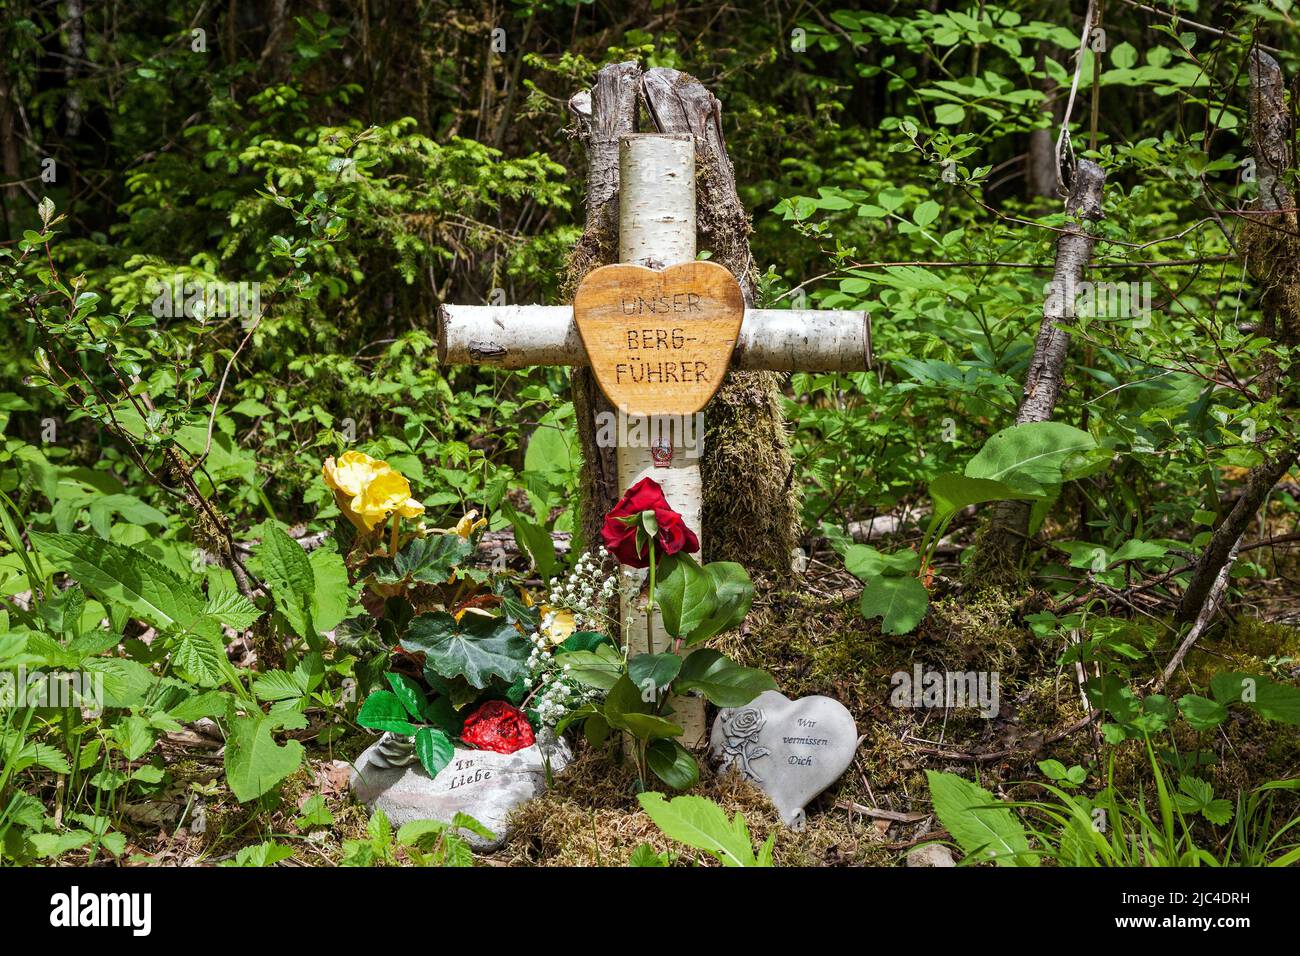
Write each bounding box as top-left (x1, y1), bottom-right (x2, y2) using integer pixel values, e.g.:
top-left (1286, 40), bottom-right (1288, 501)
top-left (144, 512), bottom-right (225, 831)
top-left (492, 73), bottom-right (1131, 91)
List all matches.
top-left (928, 473), bottom-right (1037, 519)
top-left (554, 646), bottom-right (623, 690)
top-left (603, 674), bottom-right (653, 730)
top-left (357, 690), bottom-right (419, 735)
top-left (1210, 672), bottom-right (1300, 725)
top-left (204, 589), bottom-right (262, 631)
top-left (932, 103), bottom-right (965, 125)
top-left (682, 561), bottom-right (754, 644)
top-left (30, 532), bottom-right (213, 637)
top-left (1111, 41), bottom-right (1138, 69)
top-left (636, 793), bottom-right (765, 866)
top-left (386, 672), bottom-right (428, 720)
top-left (171, 631), bottom-right (230, 688)
top-left (675, 649), bottom-right (777, 707)
top-left (224, 710), bottom-right (306, 803)
top-left (365, 535), bottom-right (472, 587)
top-left (252, 668), bottom-right (305, 702)
top-left (402, 611), bottom-right (529, 690)
top-left (925, 770), bottom-right (1036, 866)
top-left (1177, 694), bottom-right (1227, 731)
top-left (964, 422), bottom-right (1097, 496)
top-left (859, 574), bottom-right (930, 635)
top-left (655, 553), bottom-right (717, 640)
top-left (844, 544), bottom-right (920, 580)
top-left (647, 738), bottom-right (700, 790)
top-left (501, 503), bottom-right (558, 581)
top-left (628, 653), bottom-right (682, 696)
top-left (257, 523), bottom-right (316, 639)
top-left (414, 727), bottom-right (454, 778)
top-left (628, 844), bottom-right (670, 867)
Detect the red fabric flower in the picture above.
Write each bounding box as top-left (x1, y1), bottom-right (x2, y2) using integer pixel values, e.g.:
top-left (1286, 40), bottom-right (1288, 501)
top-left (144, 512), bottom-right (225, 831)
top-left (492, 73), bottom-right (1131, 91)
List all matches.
top-left (600, 477), bottom-right (700, 569)
top-left (460, 701), bottom-right (535, 754)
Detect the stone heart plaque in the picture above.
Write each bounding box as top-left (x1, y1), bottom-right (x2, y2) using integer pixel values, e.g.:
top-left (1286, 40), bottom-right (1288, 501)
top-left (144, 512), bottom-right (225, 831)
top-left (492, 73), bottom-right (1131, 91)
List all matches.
top-left (710, 690), bottom-right (859, 828)
top-left (573, 261), bottom-right (744, 416)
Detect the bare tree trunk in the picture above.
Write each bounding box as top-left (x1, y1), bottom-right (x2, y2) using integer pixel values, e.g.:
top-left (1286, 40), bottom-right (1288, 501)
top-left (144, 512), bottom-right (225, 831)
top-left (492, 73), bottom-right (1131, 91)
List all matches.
top-left (1026, 45), bottom-right (1060, 201)
top-left (1175, 47), bottom-right (1298, 623)
top-left (566, 61), bottom-right (640, 550)
top-left (64, 0), bottom-right (84, 138)
top-left (973, 159), bottom-right (1106, 584)
top-left (640, 67), bottom-right (799, 570)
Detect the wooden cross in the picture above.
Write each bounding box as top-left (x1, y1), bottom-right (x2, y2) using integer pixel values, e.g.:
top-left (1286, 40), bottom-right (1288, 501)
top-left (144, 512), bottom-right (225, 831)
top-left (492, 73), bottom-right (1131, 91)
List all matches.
top-left (438, 133), bottom-right (870, 747)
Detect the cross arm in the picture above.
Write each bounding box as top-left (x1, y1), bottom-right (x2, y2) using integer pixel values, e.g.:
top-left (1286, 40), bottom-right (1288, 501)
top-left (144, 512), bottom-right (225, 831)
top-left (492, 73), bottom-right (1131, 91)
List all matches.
top-left (437, 304), bottom-right (872, 372)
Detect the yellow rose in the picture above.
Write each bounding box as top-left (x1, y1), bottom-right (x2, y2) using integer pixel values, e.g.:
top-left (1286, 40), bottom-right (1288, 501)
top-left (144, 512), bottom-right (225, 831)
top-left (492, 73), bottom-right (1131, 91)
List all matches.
top-left (354, 469), bottom-right (425, 530)
top-left (321, 450), bottom-right (424, 532)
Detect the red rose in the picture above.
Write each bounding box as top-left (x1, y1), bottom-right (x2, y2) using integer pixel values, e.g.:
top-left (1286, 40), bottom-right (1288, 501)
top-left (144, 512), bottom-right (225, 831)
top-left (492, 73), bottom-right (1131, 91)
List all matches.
top-left (600, 477), bottom-right (700, 569)
top-left (460, 701), bottom-right (535, 754)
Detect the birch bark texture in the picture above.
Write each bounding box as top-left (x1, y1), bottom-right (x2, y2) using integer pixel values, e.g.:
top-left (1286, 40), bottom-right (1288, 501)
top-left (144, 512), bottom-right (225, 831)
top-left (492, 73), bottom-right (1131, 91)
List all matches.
top-left (641, 67), bottom-right (800, 571)
top-left (974, 159), bottom-right (1106, 581)
top-left (567, 61), bottom-right (641, 548)
top-left (615, 133), bottom-right (708, 748)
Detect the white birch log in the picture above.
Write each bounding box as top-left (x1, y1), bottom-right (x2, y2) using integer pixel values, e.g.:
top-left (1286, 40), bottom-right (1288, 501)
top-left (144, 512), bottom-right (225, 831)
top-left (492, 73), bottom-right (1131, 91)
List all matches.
top-left (613, 134), bottom-right (709, 749)
top-left (437, 305), bottom-right (872, 372)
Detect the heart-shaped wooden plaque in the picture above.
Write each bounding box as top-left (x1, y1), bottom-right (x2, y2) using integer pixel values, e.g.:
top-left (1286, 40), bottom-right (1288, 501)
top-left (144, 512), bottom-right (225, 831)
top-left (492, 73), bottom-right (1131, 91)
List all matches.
top-left (573, 261), bottom-right (744, 416)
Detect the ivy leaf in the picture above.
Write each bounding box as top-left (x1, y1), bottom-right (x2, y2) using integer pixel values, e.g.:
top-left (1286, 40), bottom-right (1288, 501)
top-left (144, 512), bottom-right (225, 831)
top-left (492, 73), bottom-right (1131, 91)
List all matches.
top-left (365, 535), bottom-right (473, 587)
top-left (402, 611), bottom-right (529, 690)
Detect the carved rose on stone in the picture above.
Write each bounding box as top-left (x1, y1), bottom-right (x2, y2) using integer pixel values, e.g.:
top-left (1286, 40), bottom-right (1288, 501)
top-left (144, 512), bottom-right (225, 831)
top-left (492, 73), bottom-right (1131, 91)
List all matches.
top-left (716, 706), bottom-right (770, 782)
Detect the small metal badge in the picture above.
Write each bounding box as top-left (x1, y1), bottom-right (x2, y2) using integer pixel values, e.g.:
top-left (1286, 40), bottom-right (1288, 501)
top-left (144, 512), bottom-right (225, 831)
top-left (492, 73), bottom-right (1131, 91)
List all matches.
top-left (650, 436), bottom-right (673, 467)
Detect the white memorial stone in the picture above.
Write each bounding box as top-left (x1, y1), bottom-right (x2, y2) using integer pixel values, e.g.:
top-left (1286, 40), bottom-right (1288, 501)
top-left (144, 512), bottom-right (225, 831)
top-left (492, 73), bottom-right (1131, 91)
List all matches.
top-left (710, 689), bottom-right (859, 828)
top-left (350, 732), bottom-right (571, 851)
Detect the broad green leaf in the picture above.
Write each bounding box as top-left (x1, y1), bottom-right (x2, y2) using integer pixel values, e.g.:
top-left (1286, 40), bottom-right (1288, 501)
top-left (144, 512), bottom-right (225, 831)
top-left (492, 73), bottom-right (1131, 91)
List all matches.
top-left (928, 473), bottom-right (1037, 520)
top-left (415, 727), bottom-right (454, 778)
top-left (386, 671), bottom-right (428, 720)
top-left (648, 739), bottom-right (700, 790)
top-left (364, 535), bottom-right (472, 587)
top-left (845, 544), bottom-right (920, 580)
top-left (1211, 672), bottom-right (1300, 725)
top-left (204, 589), bottom-right (262, 631)
top-left (257, 523), bottom-right (316, 639)
top-left (675, 649), bottom-right (777, 707)
top-left (357, 690), bottom-right (419, 735)
top-left (402, 611), bottom-right (529, 690)
top-left (1177, 694), bottom-right (1227, 731)
top-left (925, 770), bottom-right (1036, 866)
top-left (859, 574), bottom-right (930, 635)
top-left (682, 561), bottom-right (753, 644)
top-left (224, 710), bottom-right (306, 803)
top-left (655, 553), bottom-right (717, 640)
top-left (964, 422), bottom-right (1097, 496)
top-left (628, 653), bottom-right (682, 696)
top-left (30, 532), bottom-right (212, 637)
top-left (553, 647), bottom-right (623, 691)
top-left (636, 793), bottom-right (765, 867)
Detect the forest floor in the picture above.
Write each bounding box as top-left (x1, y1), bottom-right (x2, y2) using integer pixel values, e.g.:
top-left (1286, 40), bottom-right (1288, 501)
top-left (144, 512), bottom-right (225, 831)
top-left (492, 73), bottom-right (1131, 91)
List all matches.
top-left (67, 517), bottom-right (1300, 868)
